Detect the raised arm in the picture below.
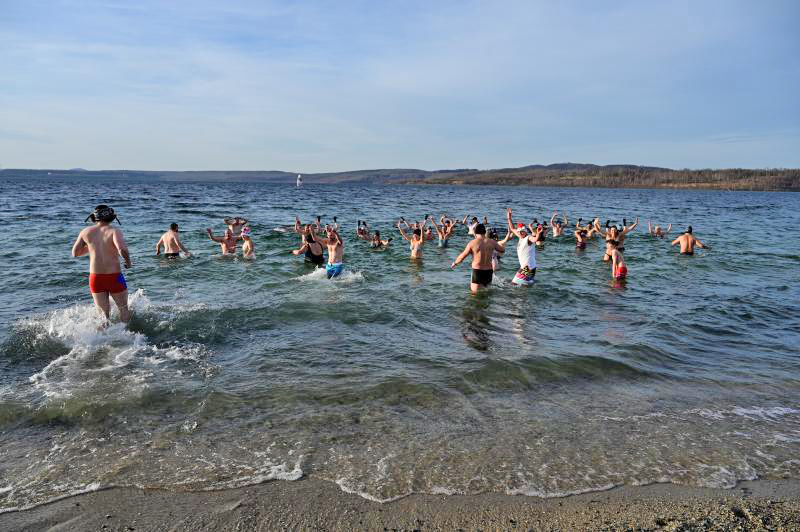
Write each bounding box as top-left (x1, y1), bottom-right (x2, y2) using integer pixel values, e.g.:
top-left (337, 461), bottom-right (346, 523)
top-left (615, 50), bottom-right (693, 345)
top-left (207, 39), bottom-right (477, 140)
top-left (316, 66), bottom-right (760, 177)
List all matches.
top-left (396, 221), bottom-right (411, 242)
top-left (550, 212), bottom-right (557, 226)
top-left (294, 216), bottom-right (302, 234)
top-left (206, 228), bottom-right (223, 243)
top-left (648, 220), bottom-right (653, 235)
top-left (665, 224), bottom-right (672, 234)
top-left (113, 229), bottom-right (132, 268)
top-left (623, 217), bottom-right (639, 233)
top-left (563, 213), bottom-right (569, 226)
top-left (71, 232), bottom-right (88, 257)
top-left (506, 208), bottom-right (524, 238)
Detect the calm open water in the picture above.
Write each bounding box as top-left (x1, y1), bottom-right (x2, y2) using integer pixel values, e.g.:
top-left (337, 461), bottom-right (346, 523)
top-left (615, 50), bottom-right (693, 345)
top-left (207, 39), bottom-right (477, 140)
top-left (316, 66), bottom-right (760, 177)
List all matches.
top-left (0, 179), bottom-right (799, 511)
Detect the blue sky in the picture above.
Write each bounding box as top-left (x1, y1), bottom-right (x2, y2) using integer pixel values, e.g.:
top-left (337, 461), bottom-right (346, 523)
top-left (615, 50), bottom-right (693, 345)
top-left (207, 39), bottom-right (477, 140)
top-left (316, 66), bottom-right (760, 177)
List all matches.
top-left (1, 0), bottom-right (798, 171)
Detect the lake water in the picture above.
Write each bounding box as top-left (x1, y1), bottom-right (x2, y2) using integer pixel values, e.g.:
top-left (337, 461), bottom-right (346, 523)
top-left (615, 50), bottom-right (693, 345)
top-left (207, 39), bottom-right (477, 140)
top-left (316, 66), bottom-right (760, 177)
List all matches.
top-left (1, 179), bottom-right (799, 511)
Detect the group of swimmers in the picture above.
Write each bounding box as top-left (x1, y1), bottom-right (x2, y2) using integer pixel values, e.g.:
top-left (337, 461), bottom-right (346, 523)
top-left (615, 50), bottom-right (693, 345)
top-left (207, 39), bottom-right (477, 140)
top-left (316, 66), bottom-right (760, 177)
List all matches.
top-left (72, 204), bottom-right (711, 324)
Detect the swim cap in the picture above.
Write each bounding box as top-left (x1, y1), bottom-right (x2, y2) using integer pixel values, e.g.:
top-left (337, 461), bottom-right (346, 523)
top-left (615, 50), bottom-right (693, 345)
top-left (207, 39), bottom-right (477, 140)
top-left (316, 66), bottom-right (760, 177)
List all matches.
top-left (517, 223), bottom-right (525, 229)
top-left (85, 205), bottom-right (120, 224)
top-left (241, 227), bottom-right (252, 237)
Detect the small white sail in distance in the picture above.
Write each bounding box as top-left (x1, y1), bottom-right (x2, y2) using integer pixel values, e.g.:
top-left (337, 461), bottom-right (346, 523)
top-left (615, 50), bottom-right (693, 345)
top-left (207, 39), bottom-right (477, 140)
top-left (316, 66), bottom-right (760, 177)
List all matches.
top-left (296, 174), bottom-right (303, 187)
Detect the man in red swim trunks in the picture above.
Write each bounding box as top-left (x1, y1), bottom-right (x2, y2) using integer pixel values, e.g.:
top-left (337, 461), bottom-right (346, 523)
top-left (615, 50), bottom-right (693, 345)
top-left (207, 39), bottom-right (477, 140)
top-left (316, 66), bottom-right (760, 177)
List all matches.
top-left (71, 205), bottom-right (132, 324)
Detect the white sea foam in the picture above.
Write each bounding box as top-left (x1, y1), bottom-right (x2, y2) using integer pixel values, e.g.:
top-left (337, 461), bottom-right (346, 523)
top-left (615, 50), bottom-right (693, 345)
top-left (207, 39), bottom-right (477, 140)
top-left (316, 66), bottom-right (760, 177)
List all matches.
top-left (295, 268), bottom-right (365, 284)
top-left (24, 290), bottom-right (210, 402)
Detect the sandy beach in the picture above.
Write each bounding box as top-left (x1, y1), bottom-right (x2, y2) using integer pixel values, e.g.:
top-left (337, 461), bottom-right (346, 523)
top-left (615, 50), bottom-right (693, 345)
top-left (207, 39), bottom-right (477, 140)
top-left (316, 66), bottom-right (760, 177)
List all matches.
top-left (2, 478), bottom-right (799, 531)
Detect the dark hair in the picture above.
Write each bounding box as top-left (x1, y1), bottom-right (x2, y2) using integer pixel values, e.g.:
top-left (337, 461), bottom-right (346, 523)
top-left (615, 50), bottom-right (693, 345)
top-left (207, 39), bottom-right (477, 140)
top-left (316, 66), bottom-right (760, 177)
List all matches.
top-left (686, 226), bottom-right (693, 234)
top-left (488, 229), bottom-right (499, 240)
top-left (374, 230), bottom-right (380, 238)
top-left (170, 223), bottom-right (178, 231)
top-left (413, 229), bottom-right (421, 237)
top-left (474, 223), bottom-right (486, 235)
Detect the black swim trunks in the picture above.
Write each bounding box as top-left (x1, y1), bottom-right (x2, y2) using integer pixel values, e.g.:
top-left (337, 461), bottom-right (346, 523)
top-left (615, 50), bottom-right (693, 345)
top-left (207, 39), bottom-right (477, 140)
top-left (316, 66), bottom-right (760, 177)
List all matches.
top-left (681, 251), bottom-right (694, 256)
top-left (165, 252), bottom-right (180, 258)
top-left (471, 268), bottom-right (493, 287)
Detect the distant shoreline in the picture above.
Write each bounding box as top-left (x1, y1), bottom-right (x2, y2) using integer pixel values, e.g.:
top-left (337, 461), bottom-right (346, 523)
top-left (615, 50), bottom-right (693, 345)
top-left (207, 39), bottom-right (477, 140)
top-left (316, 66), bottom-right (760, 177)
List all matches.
top-left (1, 478), bottom-right (799, 530)
top-left (2, 163), bottom-right (798, 191)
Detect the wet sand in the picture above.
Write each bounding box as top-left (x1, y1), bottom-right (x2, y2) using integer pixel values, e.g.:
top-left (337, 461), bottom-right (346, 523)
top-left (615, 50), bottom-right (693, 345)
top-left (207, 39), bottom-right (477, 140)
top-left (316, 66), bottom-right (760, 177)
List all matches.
top-left (2, 479), bottom-right (800, 531)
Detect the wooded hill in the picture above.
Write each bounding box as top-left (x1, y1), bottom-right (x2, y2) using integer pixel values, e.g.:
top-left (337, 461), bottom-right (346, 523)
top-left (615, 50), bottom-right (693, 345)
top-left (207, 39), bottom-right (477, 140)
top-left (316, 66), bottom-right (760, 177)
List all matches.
top-left (402, 164), bottom-right (800, 191)
top-left (2, 164), bottom-right (798, 190)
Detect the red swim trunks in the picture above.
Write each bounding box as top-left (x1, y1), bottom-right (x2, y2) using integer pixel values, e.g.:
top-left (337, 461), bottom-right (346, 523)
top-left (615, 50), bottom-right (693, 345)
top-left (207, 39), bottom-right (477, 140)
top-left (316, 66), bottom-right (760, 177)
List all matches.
top-left (89, 273), bottom-right (127, 294)
top-left (614, 266), bottom-right (628, 279)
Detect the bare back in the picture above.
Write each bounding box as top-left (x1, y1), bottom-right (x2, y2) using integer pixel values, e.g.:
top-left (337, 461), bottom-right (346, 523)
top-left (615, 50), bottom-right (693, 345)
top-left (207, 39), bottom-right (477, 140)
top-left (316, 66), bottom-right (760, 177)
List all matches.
top-left (675, 234), bottom-right (698, 253)
top-left (469, 237), bottom-right (500, 270)
top-left (160, 230), bottom-right (182, 253)
top-left (78, 225), bottom-right (126, 274)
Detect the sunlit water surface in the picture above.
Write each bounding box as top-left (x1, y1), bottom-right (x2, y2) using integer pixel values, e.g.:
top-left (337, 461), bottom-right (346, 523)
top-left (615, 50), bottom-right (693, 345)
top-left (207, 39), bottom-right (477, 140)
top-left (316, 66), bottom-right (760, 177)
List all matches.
top-left (0, 179), bottom-right (799, 510)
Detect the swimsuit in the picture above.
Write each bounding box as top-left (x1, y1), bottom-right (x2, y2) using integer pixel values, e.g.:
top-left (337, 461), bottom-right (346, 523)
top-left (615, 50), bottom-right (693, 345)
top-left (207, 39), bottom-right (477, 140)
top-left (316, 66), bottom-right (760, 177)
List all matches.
top-left (326, 262), bottom-right (344, 279)
top-left (165, 252), bottom-right (180, 258)
top-left (681, 250), bottom-right (694, 256)
top-left (438, 238), bottom-right (449, 248)
top-left (576, 241), bottom-right (586, 250)
top-left (614, 265), bottom-right (628, 279)
top-left (305, 244), bottom-right (324, 266)
top-left (471, 268), bottom-right (493, 287)
top-left (89, 273), bottom-right (127, 294)
top-left (512, 266), bottom-right (536, 286)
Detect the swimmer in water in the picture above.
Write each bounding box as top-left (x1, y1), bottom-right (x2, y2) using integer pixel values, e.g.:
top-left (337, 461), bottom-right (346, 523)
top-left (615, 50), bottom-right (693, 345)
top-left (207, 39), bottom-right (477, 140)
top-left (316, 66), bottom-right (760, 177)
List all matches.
top-left (550, 211), bottom-right (569, 237)
top-left (451, 223), bottom-right (506, 294)
top-left (223, 217), bottom-right (248, 237)
top-left (317, 226), bottom-right (345, 278)
top-left (671, 226), bottom-right (710, 255)
top-left (356, 220), bottom-right (371, 240)
top-left (463, 215), bottom-right (480, 236)
top-left (291, 226), bottom-right (325, 267)
top-left (240, 226), bottom-right (255, 259)
top-left (608, 240), bottom-right (627, 280)
top-left (575, 228), bottom-right (589, 250)
top-left (72, 205), bottom-right (131, 324)
top-left (206, 227), bottom-right (240, 255)
top-left (431, 216), bottom-right (457, 248)
top-left (397, 217), bottom-right (427, 260)
top-left (648, 220), bottom-right (672, 238)
top-left (507, 207), bottom-right (544, 286)
top-left (370, 230), bottom-right (392, 249)
top-left (156, 223), bottom-right (191, 258)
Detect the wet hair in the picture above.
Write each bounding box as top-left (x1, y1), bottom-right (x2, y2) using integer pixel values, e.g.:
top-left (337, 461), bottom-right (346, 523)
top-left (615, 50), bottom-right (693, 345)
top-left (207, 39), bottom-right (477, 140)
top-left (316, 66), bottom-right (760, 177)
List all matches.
top-left (170, 222), bottom-right (178, 231)
top-left (686, 226), bottom-right (693, 234)
top-left (474, 223), bottom-right (486, 235)
top-left (413, 229), bottom-right (421, 237)
top-left (488, 229), bottom-right (499, 240)
top-left (85, 204), bottom-right (120, 224)
top-left (471, 217), bottom-right (478, 223)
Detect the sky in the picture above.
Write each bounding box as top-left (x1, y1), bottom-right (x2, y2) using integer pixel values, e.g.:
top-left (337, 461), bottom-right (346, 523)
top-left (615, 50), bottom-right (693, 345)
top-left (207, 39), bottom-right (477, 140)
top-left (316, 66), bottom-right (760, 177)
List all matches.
top-left (0, 0), bottom-right (798, 172)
